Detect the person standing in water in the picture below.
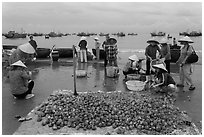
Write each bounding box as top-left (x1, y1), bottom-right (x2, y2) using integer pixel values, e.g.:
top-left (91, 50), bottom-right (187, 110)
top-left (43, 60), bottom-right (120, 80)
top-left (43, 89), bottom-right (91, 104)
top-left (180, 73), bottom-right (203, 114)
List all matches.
top-left (78, 36), bottom-right (88, 63)
top-left (94, 37), bottom-right (101, 61)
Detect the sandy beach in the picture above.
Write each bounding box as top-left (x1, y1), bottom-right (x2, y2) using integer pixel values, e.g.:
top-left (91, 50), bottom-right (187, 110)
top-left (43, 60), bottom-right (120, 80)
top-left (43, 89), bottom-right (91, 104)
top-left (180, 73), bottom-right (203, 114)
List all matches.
top-left (2, 51), bottom-right (202, 134)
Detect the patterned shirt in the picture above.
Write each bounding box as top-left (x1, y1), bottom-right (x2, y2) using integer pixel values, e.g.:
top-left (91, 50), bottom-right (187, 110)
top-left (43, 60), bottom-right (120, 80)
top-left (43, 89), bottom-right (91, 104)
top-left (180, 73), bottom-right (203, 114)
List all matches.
top-left (105, 45), bottom-right (118, 60)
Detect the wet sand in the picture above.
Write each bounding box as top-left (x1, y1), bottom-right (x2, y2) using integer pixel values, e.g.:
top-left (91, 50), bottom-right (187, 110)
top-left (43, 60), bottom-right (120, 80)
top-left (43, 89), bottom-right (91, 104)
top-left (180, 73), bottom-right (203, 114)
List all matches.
top-left (2, 53), bottom-right (202, 134)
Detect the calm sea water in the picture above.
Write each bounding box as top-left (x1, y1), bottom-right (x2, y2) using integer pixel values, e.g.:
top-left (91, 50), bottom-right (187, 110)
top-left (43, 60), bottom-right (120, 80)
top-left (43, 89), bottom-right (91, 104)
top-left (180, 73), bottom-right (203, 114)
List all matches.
top-left (2, 33), bottom-right (202, 52)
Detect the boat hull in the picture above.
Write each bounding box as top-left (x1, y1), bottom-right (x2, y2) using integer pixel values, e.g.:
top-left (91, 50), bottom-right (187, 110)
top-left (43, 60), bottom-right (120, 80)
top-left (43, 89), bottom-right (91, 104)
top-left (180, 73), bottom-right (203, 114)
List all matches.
top-left (36, 48), bottom-right (51, 58)
top-left (4, 34), bottom-right (27, 39)
top-left (92, 49), bottom-right (106, 60)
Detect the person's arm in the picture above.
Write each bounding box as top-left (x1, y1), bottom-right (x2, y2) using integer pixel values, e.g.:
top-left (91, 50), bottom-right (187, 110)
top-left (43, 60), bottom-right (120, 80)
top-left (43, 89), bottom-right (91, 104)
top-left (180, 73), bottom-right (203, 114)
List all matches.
top-left (152, 74), bottom-right (165, 87)
top-left (163, 45), bottom-right (171, 60)
top-left (145, 46), bottom-right (152, 60)
top-left (21, 70), bottom-right (31, 80)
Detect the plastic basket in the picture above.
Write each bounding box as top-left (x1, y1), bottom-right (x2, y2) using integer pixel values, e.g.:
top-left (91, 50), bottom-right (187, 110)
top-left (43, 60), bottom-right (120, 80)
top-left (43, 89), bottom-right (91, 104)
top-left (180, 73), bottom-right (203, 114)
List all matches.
top-left (126, 80), bottom-right (145, 91)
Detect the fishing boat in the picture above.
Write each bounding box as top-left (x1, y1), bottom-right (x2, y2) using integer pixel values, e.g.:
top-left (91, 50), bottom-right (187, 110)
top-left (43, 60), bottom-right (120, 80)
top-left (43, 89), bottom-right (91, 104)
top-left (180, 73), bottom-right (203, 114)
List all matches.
top-left (151, 31), bottom-right (165, 37)
top-left (4, 31), bottom-right (27, 39)
top-left (36, 48), bottom-right (51, 58)
top-left (127, 33), bottom-right (138, 36)
top-left (48, 32), bottom-right (62, 37)
top-left (179, 31), bottom-right (202, 37)
top-left (169, 44), bottom-right (181, 63)
top-left (2, 44), bottom-right (18, 50)
top-left (99, 33), bottom-right (109, 36)
top-left (45, 34), bottom-right (49, 39)
top-left (54, 48), bottom-right (73, 58)
top-left (92, 49), bottom-right (106, 60)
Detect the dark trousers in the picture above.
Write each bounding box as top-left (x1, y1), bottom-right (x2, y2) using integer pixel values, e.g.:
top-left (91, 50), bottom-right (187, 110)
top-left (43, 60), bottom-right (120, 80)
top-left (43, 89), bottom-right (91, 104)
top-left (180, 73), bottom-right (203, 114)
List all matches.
top-left (164, 60), bottom-right (170, 73)
top-left (104, 52), bottom-right (107, 67)
top-left (13, 81), bottom-right (34, 99)
top-left (146, 60), bottom-right (151, 75)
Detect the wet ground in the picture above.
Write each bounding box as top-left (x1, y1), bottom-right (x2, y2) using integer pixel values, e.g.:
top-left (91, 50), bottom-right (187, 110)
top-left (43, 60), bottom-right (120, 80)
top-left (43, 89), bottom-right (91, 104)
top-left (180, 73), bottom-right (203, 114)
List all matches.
top-left (2, 54), bottom-right (202, 134)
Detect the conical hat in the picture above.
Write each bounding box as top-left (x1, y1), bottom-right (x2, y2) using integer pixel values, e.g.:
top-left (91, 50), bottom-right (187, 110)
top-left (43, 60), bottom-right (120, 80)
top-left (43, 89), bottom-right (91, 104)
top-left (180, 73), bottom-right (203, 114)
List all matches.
top-left (18, 43), bottom-right (35, 54)
top-left (147, 38), bottom-right (159, 44)
top-left (94, 37), bottom-right (99, 41)
top-left (11, 60), bottom-right (27, 68)
top-left (178, 36), bottom-right (194, 43)
top-left (152, 63), bottom-right (167, 72)
top-left (160, 38), bottom-right (168, 44)
top-left (128, 55), bottom-right (139, 61)
top-left (80, 36), bottom-right (87, 40)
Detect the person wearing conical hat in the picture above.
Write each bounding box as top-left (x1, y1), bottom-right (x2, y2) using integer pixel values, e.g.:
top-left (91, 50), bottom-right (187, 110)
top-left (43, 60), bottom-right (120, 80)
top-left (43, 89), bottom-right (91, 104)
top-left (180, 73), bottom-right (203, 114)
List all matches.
top-left (159, 38), bottom-right (171, 73)
top-left (94, 37), bottom-right (101, 61)
top-left (8, 60), bottom-right (35, 99)
top-left (123, 54), bottom-right (144, 77)
top-left (150, 63), bottom-right (176, 93)
top-left (8, 42), bottom-right (35, 65)
top-left (145, 38), bottom-right (161, 75)
top-left (78, 36), bottom-right (88, 63)
top-left (176, 36), bottom-right (195, 90)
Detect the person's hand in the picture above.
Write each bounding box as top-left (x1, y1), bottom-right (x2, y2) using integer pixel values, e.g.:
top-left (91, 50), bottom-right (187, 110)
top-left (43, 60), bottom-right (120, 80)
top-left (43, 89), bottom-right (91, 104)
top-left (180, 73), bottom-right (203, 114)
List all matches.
top-left (160, 58), bottom-right (165, 62)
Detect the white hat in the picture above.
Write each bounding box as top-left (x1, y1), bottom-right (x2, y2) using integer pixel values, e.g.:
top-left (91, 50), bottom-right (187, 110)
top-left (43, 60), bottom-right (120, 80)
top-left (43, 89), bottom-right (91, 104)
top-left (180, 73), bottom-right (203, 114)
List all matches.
top-left (160, 38), bottom-right (168, 44)
top-left (11, 60), bottom-right (27, 68)
top-left (178, 36), bottom-right (194, 43)
top-left (18, 43), bottom-right (35, 54)
top-left (80, 36), bottom-right (87, 40)
top-left (152, 63), bottom-right (167, 72)
top-left (147, 38), bottom-right (159, 44)
top-left (94, 37), bottom-right (99, 41)
top-left (128, 55), bottom-right (139, 61)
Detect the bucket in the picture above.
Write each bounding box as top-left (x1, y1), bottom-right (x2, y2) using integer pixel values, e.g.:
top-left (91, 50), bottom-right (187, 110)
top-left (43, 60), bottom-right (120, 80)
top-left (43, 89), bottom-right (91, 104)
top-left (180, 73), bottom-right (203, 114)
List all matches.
top-left (52, 51), bottom-right (59, 61)
top-left (76, 70), bottom-right (87, 77)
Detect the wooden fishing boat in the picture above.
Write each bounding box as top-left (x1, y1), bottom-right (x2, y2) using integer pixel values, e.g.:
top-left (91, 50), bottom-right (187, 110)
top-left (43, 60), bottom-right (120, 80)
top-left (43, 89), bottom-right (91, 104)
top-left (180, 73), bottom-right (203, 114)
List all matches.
top-left (151, 31), bottom-right (165, 37)
top-left (170, 44), bottom-right (181, 63)
top-left (92, 49), bottom-right (106, 60)
top-left (54, 48), bottom-right (73, 58)
top-left (4, 31), bottom-right (27, 39)
top-left (36, 48), bottom-right (51, 58)
top-left (3, 44), bottom-right (18, 50)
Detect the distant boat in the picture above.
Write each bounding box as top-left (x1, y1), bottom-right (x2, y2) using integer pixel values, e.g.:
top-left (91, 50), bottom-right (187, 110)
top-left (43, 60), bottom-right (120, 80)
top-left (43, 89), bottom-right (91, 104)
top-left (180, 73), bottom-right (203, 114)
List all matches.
top-left (77, 32), bottom-right (90, 37)
top-left (45, 34), bottom-right (49, 39)
top-left (127, 33), bottom-right (138, 36)
top-left (151, 31), bottom-right (165, 37)
top-left (4, 31), bottom-right (27, 39)
top-left (48, 32), bottom-right (62, 37)
top-left (99, 33), bottom-right (109, 36)
top-left (179, 31), bottom-right (202, 37)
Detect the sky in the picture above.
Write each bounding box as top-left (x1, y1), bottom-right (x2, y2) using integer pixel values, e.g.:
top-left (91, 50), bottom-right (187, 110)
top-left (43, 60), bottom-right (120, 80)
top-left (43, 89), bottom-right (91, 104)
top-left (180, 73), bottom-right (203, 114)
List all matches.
top-left (2, 2), bottom-right (202, 34)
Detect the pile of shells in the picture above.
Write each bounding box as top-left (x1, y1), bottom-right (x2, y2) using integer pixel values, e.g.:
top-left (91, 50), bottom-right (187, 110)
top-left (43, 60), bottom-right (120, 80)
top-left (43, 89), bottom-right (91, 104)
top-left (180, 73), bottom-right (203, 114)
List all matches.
top-left (35, 92), bottom-right (187, 134)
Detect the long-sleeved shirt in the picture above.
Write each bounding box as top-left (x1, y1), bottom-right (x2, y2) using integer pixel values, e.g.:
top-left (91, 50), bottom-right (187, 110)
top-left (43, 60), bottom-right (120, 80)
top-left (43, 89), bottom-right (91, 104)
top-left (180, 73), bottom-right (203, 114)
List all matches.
top-left (145, 45), bottom-right (161, 61)
top-left (29, 40), bottom-right (38, 51)
top-left (78, 40), bottom-right (87, 50)
top-left (9, 69), bottom-right (31, 95)
top-left (177, 44), bottom-right (193, 64)
top-left (160, 44), bottom-right (171, 60)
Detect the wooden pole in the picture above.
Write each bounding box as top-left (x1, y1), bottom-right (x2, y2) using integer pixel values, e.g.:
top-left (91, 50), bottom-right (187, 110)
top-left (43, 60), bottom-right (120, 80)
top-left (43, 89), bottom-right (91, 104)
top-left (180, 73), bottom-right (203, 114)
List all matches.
top-left (72, 45), bottom-right (78, 96)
